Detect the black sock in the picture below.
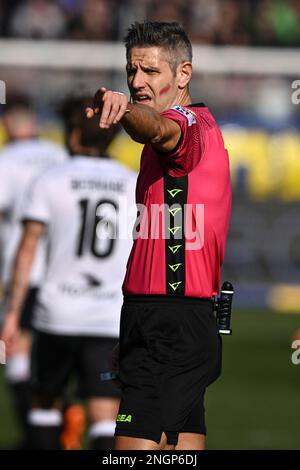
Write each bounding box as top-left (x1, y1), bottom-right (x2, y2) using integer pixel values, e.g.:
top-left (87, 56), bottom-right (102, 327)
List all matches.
top-left (9, 381), bottom-right (32, 448)
top-left (28, 424), bottom-right (62, 450)
top-left (9, 381), bottom-right (31, 429)
top-left (91, 436), bottom-right (115, 450)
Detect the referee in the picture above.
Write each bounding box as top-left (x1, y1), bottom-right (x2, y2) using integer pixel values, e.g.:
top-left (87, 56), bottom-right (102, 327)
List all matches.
top-left (87, 21), bottom-right (232, 451)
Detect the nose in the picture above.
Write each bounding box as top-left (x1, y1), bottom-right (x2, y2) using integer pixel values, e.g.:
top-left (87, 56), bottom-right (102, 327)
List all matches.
top-left (131, 69), bottom-right (146, 90)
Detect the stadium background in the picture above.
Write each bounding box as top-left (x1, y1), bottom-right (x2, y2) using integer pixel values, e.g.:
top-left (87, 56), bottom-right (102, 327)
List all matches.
top-left (0, 0), bottom-right (300, 449)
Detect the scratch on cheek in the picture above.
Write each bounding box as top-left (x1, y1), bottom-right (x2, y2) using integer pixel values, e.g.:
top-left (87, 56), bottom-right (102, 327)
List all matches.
top-left (159, 84), bottom-right (171, 95)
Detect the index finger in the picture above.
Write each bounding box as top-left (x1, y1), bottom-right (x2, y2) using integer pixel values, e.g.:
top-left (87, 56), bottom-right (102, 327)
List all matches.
top-left (93, 87), bottom-right (107, 114)
top-left (86, 87), bottom-right (107, 119)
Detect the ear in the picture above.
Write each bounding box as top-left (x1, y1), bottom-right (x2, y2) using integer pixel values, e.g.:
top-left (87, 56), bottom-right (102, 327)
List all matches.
top-left (177, 62), bottom-right (192, 89)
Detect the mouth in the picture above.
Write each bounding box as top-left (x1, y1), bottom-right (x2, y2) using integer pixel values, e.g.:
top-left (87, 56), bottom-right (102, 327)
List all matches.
top-left (133, 94), bottom-right (152, 104)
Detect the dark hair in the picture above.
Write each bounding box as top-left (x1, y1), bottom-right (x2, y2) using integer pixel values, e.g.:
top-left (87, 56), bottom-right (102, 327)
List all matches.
top-left (124, 21), bottom-right (192, 72)
top-left (60, 97), bottom-right (119, 156)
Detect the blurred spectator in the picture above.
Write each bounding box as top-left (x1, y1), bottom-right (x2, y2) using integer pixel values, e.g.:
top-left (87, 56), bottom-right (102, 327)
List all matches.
top-left (9, 0), bottom-right (67, 39)
top-left (187, 0), bottom-right (221, 44)
top-left (147, 0), bottom-right (187, 25)
top-left (67, 0), bottom-right (115, 41)
top-left (0, 2), bottom-right (4, 36)
top-left (253, 0), bottom-right (300, 47)
top-left (0, 0), bottom-right (22, 37)
top-left (58, 0), bottom-right (84, 27)
top-left (116, 0), bottom-right (149, 39)
top-left (187, 0), bottom-right (250, 45)
top-left (1, 0), bottom-right (300, 46)
top-left (216, 0), bottom-right (250, 45)
top-left (59, 0), bottom-right (83, 15)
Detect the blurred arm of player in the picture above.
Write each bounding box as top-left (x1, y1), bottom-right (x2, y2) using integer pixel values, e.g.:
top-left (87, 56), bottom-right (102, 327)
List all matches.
top-left (0, 211), bottom-right (6, 295)
top-left (86, 87), bottom-right (181, 153)
top-left (0, 221), bottom-right (45, 355)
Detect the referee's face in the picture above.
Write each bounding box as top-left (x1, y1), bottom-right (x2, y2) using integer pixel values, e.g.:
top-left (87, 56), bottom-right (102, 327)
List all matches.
top-left (127, 46), bottom-right (182, 113)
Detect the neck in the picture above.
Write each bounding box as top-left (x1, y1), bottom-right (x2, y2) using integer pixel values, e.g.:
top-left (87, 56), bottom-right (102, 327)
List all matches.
top-left (174, 87), bottom-right (191, 107)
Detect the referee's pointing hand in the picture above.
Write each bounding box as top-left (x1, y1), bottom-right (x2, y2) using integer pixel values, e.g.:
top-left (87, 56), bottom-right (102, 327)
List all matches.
top-left (86, 87), bottom-right (129, 129)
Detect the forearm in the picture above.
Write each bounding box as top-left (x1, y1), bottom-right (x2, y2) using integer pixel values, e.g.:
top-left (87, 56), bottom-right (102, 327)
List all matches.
top-left (86, 87), bottom-right (181, 151)
top-left (6, 240), bottom-right (36, 318)
top-left (121, 103), bottom-right (163, 144)
top-left (6, 223), bottom-right (43, 318)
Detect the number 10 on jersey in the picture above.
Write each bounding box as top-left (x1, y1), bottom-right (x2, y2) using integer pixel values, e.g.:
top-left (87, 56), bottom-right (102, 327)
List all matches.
top-left (76, 198), bottom-right (118, 259)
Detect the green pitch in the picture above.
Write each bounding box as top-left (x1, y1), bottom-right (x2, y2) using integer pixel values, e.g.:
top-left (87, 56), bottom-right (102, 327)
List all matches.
top-left (0, 311), bottom-right (300, 450)
top-left (206, 310), bottom-right (300, 450)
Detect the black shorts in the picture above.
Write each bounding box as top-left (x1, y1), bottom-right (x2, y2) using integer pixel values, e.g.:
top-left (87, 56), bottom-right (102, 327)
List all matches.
top-left (19, 287), bottom-right (39, 331)
top-left (31, 332), bottom-right (120, 401)
top-left (115, 296), bottom-right (222, 446)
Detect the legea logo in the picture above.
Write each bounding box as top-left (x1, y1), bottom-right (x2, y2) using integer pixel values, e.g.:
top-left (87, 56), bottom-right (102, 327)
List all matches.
top-left (0, 340), bottom-right (6, 365)
top-left (0, 80), bottom-right (6, 104)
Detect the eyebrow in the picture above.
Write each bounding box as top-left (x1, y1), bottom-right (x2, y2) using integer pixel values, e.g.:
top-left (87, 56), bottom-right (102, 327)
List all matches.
top-left (126, 63), bottom-right (160, 71)
top-left (142, 65), bottom-right (160, 72)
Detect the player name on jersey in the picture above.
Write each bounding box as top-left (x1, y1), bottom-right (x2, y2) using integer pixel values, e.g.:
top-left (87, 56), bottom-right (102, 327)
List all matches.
top-left (71, 179), bottom-right (125, 193)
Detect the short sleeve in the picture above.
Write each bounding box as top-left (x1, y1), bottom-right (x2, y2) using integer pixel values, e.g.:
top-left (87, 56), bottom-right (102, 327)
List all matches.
top-left (159, 106), bottom-right (205, 176)
top-left (0, 160), bottom-right (14, 211)
top-left (22, 174), bottom-right (51, 225)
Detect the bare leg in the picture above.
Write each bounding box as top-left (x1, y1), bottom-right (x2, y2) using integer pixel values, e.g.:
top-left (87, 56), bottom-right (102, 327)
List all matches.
top-left (114, 432), bottom-right (174, 450)
top-left (175, 433), bottom-right (205, 450)
top-left (88, 397), bottom-right (119, 422)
